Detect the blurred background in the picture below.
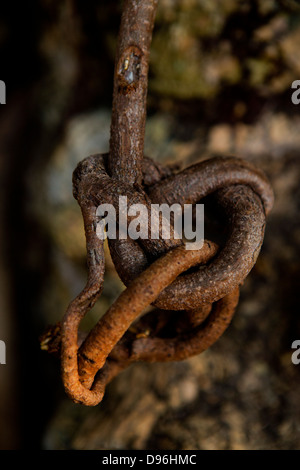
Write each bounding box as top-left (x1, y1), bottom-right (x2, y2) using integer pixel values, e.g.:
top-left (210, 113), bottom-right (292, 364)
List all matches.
top-left (0, 0), bottom-right (300, 450)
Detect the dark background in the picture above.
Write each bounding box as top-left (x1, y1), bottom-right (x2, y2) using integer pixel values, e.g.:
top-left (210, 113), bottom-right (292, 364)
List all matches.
top-left (0, 0), bottom-right (299, 449)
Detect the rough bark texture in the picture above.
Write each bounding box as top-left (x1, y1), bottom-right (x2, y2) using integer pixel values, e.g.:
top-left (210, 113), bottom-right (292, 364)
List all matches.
top-left (109, 0), bottom-right (158, 184)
